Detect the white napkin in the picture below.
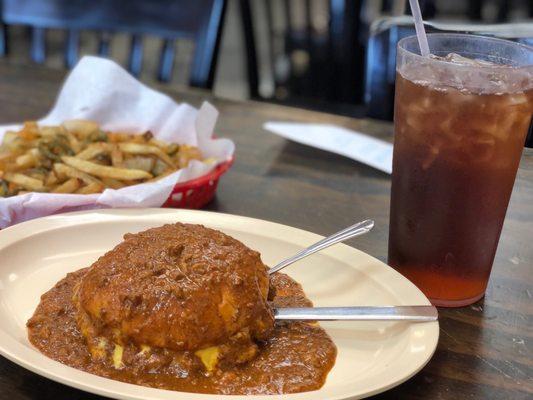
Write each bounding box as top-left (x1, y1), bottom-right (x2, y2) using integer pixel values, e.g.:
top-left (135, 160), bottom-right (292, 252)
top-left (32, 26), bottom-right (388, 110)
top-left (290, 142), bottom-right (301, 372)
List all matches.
top-left (0, 56), bottom-right (234, 228)
top-left (264, 122), bottom-right (393, 174)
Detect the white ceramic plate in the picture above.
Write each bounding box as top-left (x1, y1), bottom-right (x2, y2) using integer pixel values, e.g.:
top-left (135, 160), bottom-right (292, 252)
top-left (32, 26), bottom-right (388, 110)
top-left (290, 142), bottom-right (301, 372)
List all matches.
top-left (0, 209), bottom-right (439, 400)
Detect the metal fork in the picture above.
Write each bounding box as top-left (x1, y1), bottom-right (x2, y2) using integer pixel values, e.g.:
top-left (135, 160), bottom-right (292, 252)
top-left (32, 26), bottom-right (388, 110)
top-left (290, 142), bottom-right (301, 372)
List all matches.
top-left (268, 219), bottom-right (375, 274)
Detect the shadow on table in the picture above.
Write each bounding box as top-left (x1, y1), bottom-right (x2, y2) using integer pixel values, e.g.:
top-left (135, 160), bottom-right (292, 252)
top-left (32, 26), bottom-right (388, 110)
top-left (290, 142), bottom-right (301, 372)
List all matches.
top-left (370, 297), bottom-right (498, 399)
top-left (1, 357), bottom-right (106, 400)
top-left (267, 141), bottom-right (390, 180)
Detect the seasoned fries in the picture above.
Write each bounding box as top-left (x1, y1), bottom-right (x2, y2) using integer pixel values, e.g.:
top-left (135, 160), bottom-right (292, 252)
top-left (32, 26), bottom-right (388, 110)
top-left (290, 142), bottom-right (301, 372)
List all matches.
top-left (52, 178), bottom-right (81, 193)
top-left (62, 156), bottom-right (152, 180)
top-left (53, 163), bottom-right (103, 185)
top-left (4, 172), bottom-right (44, 191)
top-left (101, 177), bottom-right (126, 189)
top-left (75, 143), bottom-right (112, 160)
top-left (76, 182), bottom-right (105, 194)
top-left (0, 120), bottom-right (204, 197)
top-left (118, 143), bottom-right (175, 167)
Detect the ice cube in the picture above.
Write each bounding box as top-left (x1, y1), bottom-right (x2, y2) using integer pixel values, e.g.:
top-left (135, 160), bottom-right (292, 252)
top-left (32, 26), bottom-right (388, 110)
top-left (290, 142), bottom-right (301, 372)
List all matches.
top-left (495, 111), bottom-right (520, 139)
top-left (504, 93), bottom-right (528, 106)
top-left (438, 117), bottom-right (452, 134)
top-left (421, 145), bottom-right (440, 170)
top-left (468, 135), bottom-right (496, 163)
top-left (440, 53), bottom-right (497, 67)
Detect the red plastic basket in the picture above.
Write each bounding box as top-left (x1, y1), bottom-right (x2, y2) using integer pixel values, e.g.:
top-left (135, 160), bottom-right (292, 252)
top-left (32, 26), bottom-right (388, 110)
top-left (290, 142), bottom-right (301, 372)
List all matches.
top-left (162, 157), bottom-right (234, 209)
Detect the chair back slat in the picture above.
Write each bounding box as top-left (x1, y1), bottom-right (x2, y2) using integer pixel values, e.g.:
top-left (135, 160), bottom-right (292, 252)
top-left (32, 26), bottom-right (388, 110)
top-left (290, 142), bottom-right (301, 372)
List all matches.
top-left (264, 0), bottom-right (276, 81)
top-left (468, 0), bottom-right (483, 20)
top-left (2, 0), bottom-right (211, 37)
top-left (97, 31), bottom-right (112, 57)
top-left (240, 0), bottom-right (367, 117)
top-left (328, 0), bottom-right (365, 103)
top-left (190, 0), bottom-right (226, 89)
top-left (158, 39), bottom-right (176, 82)
top-left (128, 34), bottom-right (143, 77)
top-left (30, 27), bottom-right (46, 63)
top-left (65, 29), bottom-right (80, 68)
top-left (0, 25), bottom-right (7, 56)
top-left (283, 0), bottom-right (292, 33)
top-left (304, 0), bottom-right (312, 33)
top-left (238, 0), bottom-right (259, 98)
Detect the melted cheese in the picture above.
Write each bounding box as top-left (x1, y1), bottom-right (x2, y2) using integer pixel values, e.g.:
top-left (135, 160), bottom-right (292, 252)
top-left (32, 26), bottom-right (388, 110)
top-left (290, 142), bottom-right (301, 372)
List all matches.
top-left (218, 290), bottom-right (237, 324)
top-left (113, 344), bottom-right (124, 369)
top-left (89, 337), bottom-right (107, 359)
top-left (195, 346), bottom-right (220, 372)
top-left (140, 344), bottom-right (151, 354)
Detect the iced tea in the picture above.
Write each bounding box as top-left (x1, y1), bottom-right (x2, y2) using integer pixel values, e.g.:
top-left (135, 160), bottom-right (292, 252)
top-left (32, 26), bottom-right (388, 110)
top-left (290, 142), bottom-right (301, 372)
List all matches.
top-left (388, 34), bottom-right (533, 307)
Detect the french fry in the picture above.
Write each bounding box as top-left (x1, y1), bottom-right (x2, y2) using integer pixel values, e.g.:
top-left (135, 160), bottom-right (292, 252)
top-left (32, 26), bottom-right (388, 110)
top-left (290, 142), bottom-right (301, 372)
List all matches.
top-left (62, 156), bottom-right (152, 180)
top-left (19, 122), bottom-right (39, 141)
top-left (177, 144), bottom-right (203, 168)
top-left (76, 182), bottom-right (105, 194)
top-left (27, 168), bottom-right (47, 181)
top-left (8, 181), bottom-right (18, 192)
top-left (147, 169), bottom-right (174, 182)
top-left (40, 125), bottom-right (66, 137)
top-left (111, 146), bottom-right (123, 166)
top-left (0, 120), bottom-right (203, 197)
top-left (45, 171), bottom-right (59, 186)
top-left (52, 178), bottom-right (81, 193)
top-left (54, 165), bottom-right (67, 181)
top-left (152, 158), bottom-right (168, 176)
top-left (150, 140), bottom-right (179, 157)
top-left (203, 157), bottom-right (217, 166)
top-left (149, 138), bottom-right (178, 153)
top-left (65, 131), bottom-right (82, 153)
top-left (107, 132), bottom-right (131, 143)
top-left (142, 131), bottom-right (153, 141)
top-left (101, 177), bottom-right (126, 189)
top-left (122, 156), bottom-right (154, 172)
top-left (62, 120), bottom-right (99, 137)
top-left (130, 135), bottom-right (145, 144)
top-left (0, 152), bottom-right (14, 162)
top-left (3, 162), bottom-right (24, 172)
top-left (75, 143), bottom-right (112, 160)
top-left (118, 143), bottom-right (175, 167)
top-left (54, 163), bottom-right (104, 185)
top-left (16, 153), bottom-right (37, 169)
top-left (2, 131), bottom-right (19, 147)
top-left (3, 172), bottom-right (44, 191)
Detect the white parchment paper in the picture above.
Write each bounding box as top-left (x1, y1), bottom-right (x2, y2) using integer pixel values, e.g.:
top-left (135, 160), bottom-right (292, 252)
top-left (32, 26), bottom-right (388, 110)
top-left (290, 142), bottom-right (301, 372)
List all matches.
top-left (264, 122), bottom-right (393, 174)
top-left (0, 56), bottom-right (234, 228)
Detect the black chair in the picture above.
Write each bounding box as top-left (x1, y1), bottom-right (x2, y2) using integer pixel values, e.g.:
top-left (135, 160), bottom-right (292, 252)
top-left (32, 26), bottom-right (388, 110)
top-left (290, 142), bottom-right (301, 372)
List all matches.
top-left (239, 0), bottom-right (367, 117)
top-left (238, 0), bottom-right (445, 117)
top-left (0, 0), bottom-right (227, 89)
top-left (381, 0), bottom-right (437, 19)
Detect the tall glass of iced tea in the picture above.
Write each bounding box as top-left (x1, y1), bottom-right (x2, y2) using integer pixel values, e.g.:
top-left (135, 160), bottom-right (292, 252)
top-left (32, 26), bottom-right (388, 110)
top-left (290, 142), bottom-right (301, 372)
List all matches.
top-left (389, 34), bottom-right (533, 307)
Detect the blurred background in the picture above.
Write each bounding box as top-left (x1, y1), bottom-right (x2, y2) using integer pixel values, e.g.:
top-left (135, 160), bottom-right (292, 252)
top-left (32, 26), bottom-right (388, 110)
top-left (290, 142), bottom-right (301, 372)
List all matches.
top-left (0, 0), bottom-right (532, 122)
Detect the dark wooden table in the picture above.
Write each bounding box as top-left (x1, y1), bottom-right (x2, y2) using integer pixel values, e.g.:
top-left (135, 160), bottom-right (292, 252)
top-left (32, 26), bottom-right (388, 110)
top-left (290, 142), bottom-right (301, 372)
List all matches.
top-left (0, 62), bottom-right (531, 400)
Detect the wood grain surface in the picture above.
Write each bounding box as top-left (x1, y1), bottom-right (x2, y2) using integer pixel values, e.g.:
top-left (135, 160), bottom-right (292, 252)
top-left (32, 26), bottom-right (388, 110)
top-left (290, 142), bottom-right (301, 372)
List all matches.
top-left (0, 61), bottom-right (531, 400)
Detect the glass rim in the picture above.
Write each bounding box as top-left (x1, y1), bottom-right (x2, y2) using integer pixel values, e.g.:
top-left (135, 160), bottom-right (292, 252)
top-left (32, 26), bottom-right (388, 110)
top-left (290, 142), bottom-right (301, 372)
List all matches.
top-left (398, 33), bottom-right (533, 70)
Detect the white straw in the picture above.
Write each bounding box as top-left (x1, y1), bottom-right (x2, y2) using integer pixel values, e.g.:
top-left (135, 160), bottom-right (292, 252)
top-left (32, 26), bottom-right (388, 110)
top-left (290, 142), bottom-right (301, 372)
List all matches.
top-left (409, 0), bottom-right (430, 56)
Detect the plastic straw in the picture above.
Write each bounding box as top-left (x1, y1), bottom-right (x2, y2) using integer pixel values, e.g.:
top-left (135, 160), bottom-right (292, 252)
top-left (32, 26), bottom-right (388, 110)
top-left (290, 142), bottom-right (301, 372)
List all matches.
top-left (409, 0), bottom-right (430, 56)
